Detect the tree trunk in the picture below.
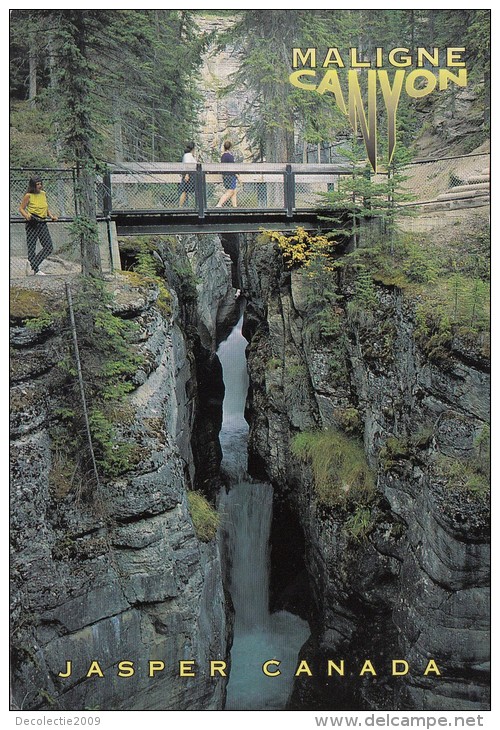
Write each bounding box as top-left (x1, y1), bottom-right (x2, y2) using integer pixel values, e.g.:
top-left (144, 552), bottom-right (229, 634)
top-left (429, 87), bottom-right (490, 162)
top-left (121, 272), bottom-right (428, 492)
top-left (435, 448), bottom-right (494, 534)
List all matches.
top-left (113, 107), bottom-right (124, 163)
top-left (28, 49), bottom-right (37, 108)
top-left (484, 70), bottom-right (490, 127)
top-left (53, 10), bottom-right (103, 276)
top-left (78, 167), bottom-right (102, 277)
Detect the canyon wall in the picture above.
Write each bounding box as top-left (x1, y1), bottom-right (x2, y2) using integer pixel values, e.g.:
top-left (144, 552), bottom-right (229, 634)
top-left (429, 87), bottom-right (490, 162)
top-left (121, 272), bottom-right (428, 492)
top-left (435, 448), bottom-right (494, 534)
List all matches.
top-left (240, 234), bottom-right (490, 711)
top-left (10, 234), bottom-right (236, 710)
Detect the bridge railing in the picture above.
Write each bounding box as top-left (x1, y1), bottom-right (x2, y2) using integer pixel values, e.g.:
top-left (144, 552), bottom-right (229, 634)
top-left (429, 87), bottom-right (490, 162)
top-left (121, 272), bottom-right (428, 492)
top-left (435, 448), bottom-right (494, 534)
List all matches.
top-left (105, 162), bottom-right (352, 218)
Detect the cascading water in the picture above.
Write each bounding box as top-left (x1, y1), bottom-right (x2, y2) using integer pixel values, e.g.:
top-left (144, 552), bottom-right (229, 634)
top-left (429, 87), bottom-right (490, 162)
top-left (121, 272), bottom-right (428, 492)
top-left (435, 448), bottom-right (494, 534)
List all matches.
top-left (217, 312), bottom-right (310, 711)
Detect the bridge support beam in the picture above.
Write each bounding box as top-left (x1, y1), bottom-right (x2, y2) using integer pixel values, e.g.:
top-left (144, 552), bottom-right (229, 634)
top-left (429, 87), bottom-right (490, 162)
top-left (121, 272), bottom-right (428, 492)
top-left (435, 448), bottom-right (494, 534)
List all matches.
top-left (285, 164), bottom-right (295, 218)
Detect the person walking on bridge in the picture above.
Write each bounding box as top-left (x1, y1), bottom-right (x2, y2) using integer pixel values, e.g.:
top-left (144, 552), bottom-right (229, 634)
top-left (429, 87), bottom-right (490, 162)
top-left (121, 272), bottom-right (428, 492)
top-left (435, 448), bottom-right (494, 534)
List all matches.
top-left (179, 141), bottom-right (197, 207)
top-left (19, 176), bottom-right (58, 275)
top-left (216, 141), bottom-right (238, 208)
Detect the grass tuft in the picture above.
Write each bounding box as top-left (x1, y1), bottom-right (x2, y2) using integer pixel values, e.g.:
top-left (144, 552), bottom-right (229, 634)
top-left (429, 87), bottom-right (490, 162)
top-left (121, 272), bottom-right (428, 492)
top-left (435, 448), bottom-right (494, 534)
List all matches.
top-left (291, 429), bottom-right (374, 507)
top-left (187, 491), bottom-right (220, 542)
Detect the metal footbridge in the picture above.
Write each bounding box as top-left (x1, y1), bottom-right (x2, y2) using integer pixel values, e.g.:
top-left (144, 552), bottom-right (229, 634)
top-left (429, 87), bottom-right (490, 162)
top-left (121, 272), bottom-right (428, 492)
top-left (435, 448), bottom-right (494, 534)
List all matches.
top-left (102, 162), bottom-right (351, 235)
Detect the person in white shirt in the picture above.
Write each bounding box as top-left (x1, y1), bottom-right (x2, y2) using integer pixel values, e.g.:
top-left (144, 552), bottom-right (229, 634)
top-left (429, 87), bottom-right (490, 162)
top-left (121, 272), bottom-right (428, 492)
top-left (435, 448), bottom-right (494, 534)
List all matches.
top-left (179, 141), bottom-right (196, 207)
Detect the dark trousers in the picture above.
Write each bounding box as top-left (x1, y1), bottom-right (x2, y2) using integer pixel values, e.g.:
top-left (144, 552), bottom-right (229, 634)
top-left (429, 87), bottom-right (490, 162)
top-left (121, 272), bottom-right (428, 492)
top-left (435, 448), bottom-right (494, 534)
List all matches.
top-left (26, 219), bottom-right (53, 273)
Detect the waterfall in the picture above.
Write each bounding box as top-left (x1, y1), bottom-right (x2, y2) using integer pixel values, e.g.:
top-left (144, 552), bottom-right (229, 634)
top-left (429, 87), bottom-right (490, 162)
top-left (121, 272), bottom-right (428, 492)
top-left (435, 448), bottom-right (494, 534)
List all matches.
top-left (217, 317), bottom-right (249, 483)
top-left (222, 482), bottom-right (273, 631)
top-left (217, 314), bottom-right (310, 711)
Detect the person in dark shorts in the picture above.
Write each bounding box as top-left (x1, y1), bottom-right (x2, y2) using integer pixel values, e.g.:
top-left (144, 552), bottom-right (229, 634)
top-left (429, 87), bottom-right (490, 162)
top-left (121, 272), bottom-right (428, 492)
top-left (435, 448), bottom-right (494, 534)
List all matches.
top-left (216, 141), bottom-right (239, 207)
top-left (19, 176), bottom-right (58, 275)
top-left (179, 141), bottom-right (197, 207)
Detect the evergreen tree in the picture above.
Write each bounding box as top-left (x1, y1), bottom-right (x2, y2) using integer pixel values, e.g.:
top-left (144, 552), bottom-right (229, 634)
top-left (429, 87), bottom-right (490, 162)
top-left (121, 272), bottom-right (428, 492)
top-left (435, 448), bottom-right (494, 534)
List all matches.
top-left (10, 9), bottom-right (210, 273)
top-left (49, 10), bottom-right (104, 275)
top-left (10, 10), bottom-right (207, 164)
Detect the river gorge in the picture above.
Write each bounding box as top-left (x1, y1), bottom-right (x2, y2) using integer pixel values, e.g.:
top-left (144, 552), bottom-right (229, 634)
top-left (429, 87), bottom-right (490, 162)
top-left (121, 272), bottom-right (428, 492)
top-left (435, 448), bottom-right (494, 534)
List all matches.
top-left (10, 230), bottom-right (490, 712)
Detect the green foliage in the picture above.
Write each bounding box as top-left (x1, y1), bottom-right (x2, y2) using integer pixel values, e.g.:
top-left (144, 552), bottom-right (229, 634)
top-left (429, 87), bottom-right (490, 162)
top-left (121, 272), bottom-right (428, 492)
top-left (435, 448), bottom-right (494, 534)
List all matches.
top-left (69, 216), bottom-right (99, 247)
top-left (10, 288), bottom-right (50, 320)
top-left (356, 231), bottom-right (440, 287)
top-left (379, 427), bottom-right (434, 472)
top-left (123, 236), bottom-right (193, 315)
top-left (305, 306), bottom-right (348, 382)
top-left (405, 246), bottom-right (439, 284)
top-left (129, 249), bottom-right (173, 318)
top-left (336, 407), bottom-right (362, 436)
top-left (348, 260), bottom-right (379, 313)
top-left (10, 102), bottom-right (59, 168)
top-left (344, 506), bottom-right (374, 541)
top-left (217, 10), bottom-right (300, 161)
top-left (319, 140), bottom-right (415, 246)
top-left (291, 429), bottom-right (375, 507)
top-left (414, 274), bottom-right (489, 363)
top-left (267, 357), bottom-right (282, 371)
top-left (169, 262), bottom-right (198, 304)
top-left (10, 287), bottom-right (62, 331)
top-left (282, 353), bottom-right (309, 404)
top-left (435, 428), bottom-right (490, 500)
top-left (48, 422), bottom-right (82, 499)
top-left (368, 243), bottom-right (436, 287)
top-left (88, 409), bottom-right (142, 478)
top-left (220, 10), bottom-right (489, 163)
top-left (187, 491), bottom-right (220, 542)
top-left (10, 10), bottom-right (208, 166)
top-left (262, 220), bottom-right (489, 376)
top-left (134, 251), bottom-right (161, 279)
top-left (474, 423), bottom-right (490, 458)
top-left (25, 312), bottom-right (57, 333)
top-left (49, 277), bottom-right (147, 492)
top-left (379, 436), bottom-right (412, 471)
top-left (10, 9), bottom-right (489, 170)
top-left (81, 292), bottom-right (143, 404)
top-left (349, 228), bottom-right (489, 362)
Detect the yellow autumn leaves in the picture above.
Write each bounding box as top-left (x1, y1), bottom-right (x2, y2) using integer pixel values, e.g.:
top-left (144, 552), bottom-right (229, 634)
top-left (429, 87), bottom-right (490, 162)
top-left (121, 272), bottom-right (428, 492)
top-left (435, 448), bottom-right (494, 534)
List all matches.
top-left (260, 226), bottom-right (337, 270)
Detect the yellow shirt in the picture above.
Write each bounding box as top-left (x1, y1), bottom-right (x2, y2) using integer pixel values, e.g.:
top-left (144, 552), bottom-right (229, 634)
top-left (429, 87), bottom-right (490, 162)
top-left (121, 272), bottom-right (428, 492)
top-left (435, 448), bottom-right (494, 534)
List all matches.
top-left (27, 191), bottom-right (48, 218)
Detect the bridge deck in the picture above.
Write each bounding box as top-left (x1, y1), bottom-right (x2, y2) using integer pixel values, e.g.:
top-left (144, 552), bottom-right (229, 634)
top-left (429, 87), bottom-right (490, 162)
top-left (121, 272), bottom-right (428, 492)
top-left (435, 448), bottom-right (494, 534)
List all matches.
top-left (112, 208), bottom-right (329, 235)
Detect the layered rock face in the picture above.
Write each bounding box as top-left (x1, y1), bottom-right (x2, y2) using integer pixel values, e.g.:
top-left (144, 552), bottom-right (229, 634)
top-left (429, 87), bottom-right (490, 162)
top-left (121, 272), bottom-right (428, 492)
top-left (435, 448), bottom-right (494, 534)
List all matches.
top-left (10, 234), bottom-right (236, 711)
top-left (240, 235), bottom-right (490, 711)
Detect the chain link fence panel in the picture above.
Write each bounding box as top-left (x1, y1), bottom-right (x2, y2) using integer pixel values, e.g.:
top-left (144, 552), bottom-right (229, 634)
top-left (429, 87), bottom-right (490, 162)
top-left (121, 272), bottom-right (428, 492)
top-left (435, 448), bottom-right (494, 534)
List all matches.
top-left (10, 169), bottom-right (78, 219)
top-left (293, 174), bottom-right (339, 209)
top-left (11, 221), bottom-right (81, 279)
top-left (10, 220), bottom-right (119, 279)
top-left (398, 152), bottom-right (489, 208)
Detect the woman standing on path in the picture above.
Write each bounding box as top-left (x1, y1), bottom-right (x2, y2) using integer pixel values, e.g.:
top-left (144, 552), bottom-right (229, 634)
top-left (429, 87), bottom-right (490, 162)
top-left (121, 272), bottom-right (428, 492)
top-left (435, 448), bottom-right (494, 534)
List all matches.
top-left (216, 141), bottom-right (238, 208)
top-left (19, 176), bottom-right (58, 275)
